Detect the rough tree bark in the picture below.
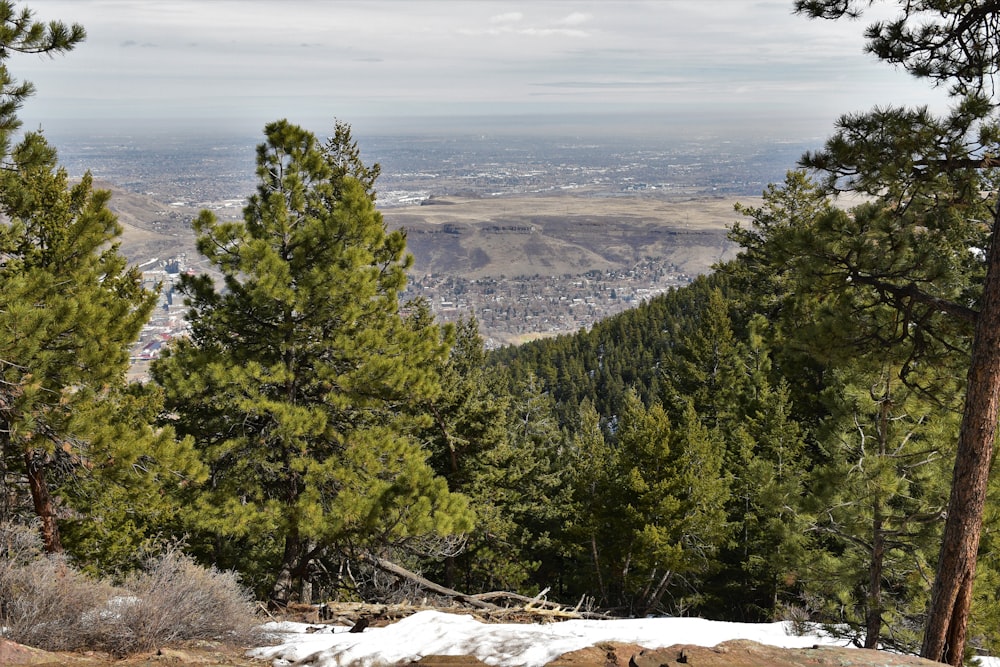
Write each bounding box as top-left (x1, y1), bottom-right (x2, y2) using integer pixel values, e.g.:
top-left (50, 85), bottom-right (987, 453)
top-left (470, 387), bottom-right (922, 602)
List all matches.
top-left (790, 3), bottom-right (1000, 661)
top-left (921, 197), bottom-right (1000, 666)
top-left (866, 505), bottom-right (884, 651)
top-left (23, 449), bottom-right (61, 554)
top-left (271, 531), bottom-right (304, 606)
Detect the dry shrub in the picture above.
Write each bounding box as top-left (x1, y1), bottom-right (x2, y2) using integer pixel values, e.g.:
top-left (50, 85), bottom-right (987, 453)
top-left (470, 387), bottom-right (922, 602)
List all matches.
top-left (0, 525), bottom-right (116, 651)
top-left (0, 524), bottom-right (261, 657)
top-left (0, 521), bottom-right (43, 566)
top-left (105, 546), bottom-right (261, 656)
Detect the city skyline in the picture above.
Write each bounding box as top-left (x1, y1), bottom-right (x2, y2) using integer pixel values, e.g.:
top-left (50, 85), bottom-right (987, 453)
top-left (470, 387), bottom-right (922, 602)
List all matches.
top-left (18, 1), bottom-right (951, 141)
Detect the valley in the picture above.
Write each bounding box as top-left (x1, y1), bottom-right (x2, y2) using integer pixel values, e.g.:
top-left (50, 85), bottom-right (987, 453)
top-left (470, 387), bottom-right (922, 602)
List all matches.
top-left (107, 184), bottom-right (748, 348)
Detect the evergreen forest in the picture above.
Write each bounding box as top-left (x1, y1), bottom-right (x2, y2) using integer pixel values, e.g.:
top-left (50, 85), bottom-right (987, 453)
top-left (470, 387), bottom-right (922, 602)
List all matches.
top-left (5, 2), bottom-right (1000, 665)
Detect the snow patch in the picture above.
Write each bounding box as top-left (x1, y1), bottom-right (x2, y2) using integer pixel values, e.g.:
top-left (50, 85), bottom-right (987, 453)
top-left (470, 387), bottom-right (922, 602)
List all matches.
top-left (250, 609), bottom-right (850, 667)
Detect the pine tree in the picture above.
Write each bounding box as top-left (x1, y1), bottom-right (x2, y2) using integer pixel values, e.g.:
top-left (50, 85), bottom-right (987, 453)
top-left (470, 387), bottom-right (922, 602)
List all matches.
top-left (781, 4), bottom-right (1000, 660)
top-left (324, 118), bottom-right (380, 202)
top-left (0, 5), bottom-right (208, 562)
top-left (152, 120), bottom-right (471, 604)
top-left (565, 398), bottom-right (615, 602)
top-left (0, 132), bottom-right (198, 555)
top-left (49, 381), bottom-right (206, 574)
top-left (416, 313), bottom-right (524, 591)
top-left (658, 288), bottom-right (809, 620)
top-left (800, 364), bottom-right (956, 651)
top-left (420, 315), bottom-right (505, 492)
top-left (733, 166), bottom-right (982, 650)
top-left (710, 316), bottom-right (809, 621)
top-left (660, 287), bottom-right (745, 428)
top-left (593, 390), bottom-right (729, 614)
top-left (0, 2), bottom-right (84, 164)
top-left (438, 367), bottom-right (570, 596)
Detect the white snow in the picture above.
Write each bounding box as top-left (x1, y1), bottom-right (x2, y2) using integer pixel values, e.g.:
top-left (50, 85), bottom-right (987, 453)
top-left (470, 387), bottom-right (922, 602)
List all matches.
top-left (250, 609), bottom-right (852, 667)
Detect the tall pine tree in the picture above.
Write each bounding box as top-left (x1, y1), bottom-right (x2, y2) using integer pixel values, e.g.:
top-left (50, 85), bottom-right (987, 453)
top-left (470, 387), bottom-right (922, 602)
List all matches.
top-left (800, 364), bottom-right (956, 651)
top-left (153, 120), bottom-right (471, 604)
top-left (0, 132), bottom-right (200, 555)
top-left (0, 2), bottom-right (83, 164)
top-left (789, 4), bottom-right (1000, 660)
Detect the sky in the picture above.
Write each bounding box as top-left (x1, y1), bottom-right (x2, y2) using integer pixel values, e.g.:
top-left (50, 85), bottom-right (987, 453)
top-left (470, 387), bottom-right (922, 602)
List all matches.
top-left (14, 1), bottom-right (953, 140)
top-left (250, 610), bottom-right (1000, 666)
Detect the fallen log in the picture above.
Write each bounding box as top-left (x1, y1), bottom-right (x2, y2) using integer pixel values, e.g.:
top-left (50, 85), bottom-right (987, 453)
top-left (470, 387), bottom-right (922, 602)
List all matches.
top-left (360, 553), bottom-right (500, 610)
top-left (359, 554), bottom-right (612, 620)
top-left (470, 590), bottom-right (560, 608)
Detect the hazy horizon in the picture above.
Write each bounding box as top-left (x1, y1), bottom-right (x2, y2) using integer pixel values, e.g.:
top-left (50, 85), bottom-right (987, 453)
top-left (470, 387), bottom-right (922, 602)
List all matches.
top-left (31, 109), bottom-right (840, 145)
top-left (18, 1), bottom-right (950, 145)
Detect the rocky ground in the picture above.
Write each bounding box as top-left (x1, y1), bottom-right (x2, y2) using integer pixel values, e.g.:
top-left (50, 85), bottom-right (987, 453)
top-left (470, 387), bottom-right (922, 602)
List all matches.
top-left (0, 636), bottom-right (953, 667)
top-left (0, 638), bottom-right (258, 666)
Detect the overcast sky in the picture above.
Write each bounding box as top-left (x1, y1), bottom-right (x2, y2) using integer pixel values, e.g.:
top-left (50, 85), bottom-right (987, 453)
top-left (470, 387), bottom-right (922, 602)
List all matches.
top-left (15, 0), bottom-right (952, 140)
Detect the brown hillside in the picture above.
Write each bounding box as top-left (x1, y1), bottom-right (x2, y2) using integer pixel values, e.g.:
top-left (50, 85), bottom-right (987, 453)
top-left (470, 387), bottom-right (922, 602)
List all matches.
top-left (103, 184), bottom-right (751, 279)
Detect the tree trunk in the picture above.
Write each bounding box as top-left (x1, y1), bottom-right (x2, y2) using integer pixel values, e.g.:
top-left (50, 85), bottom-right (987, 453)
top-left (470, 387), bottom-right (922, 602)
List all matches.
top-left (921, 199), bottom-right (1000, 666)
top-left (271, 531), bottom-right (304, 606)
top-left (24, 449), bottom-right (61, 553)
top-left (865, 507), bottom-right (884, 650)
top-left (300, 577), bottom-right (313, 606)
top-left (866, 388), bottom-right (889, 650)
top-left (591, 533), bottom-right (606, 602)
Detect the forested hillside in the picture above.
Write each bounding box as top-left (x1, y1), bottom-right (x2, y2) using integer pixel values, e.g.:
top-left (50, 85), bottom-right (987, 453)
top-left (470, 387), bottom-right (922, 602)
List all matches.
top-left (489, 229), bottom-right (984, 649)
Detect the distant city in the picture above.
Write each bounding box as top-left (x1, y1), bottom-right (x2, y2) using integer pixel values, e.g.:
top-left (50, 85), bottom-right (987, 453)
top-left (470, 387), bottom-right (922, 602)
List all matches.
top-left (42, 129), bottom-right (811, 362)
top-left (47, 130), bottom-right (811, 207)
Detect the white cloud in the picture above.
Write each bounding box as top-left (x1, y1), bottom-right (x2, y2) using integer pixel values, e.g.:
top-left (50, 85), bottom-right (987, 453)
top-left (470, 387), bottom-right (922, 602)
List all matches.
top-left (518, 27), bottom-right (589, 38)
top-left (490, 12), bottom-right (524, 24)
top-left (557, 12), bottom-right (592, 26)
top-left (14, 0), bottom-right (953, 137)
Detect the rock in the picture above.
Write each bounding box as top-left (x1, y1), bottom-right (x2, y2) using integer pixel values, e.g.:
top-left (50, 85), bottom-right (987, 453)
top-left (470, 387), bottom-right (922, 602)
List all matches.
top-left (556, 640), bottom-right (950, 667)
top-left (0, 638), bottom-right (91, 665)
top-left (547, 642), bottom-right (647, 667)
top-left (408, 656), bottom-right (490, 666)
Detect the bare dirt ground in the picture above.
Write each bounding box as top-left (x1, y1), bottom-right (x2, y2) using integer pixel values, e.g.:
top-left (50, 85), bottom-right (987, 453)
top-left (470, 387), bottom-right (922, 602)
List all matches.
top-left (552, 640), bottom-right (950, 667)
top-left (0, 638), bottom-right (260, 666)
top-left (0, 636), bottom-right (953, 667)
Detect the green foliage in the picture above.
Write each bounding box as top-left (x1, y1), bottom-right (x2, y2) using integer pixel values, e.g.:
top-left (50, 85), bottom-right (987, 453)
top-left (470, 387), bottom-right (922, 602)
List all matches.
top-left (795, 1), bottom-right (1000, 98)
top-left (734, 169), bottom-right (979, 386)
top-left (798, 366), bottom-right (955, 651)
top-left (0, 2), bottom-right (84, 162)
top-left (56, 382), bottom-right (206, 575)
top-left (457, 372), bottom-right (569, 594)
top-left (731, 9), bottom-right (1000, 655)
top-left (655, 287), bottom-right (810, 620)
top-left (417, 318), bottom-right (573, 596)
top-left (494, 272), bottom-right (811, 619)
top-left (783, 5), bottom-right (1000, 660)
top-left (969, 481), bottom-right (1000, 657)
top-left (586, 391), bottom-right (730, 614)
top-left (0, 132), bottom-right (200, 559)
top-left (562, 399), bottom-right (614, 599)
top-left (153, 120), bottom-right (471, 603)
top-left (727, 166), bottom-right (979, 647)
top-left (324, 118), bottom-right (381, 201)
top-left (0, 5), bottom-right (203, 566)
top-left (493, 271), bottom-right (740, 428)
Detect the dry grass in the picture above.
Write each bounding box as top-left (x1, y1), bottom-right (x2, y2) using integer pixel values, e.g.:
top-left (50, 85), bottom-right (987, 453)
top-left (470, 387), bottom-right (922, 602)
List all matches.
top-left (387, 193), bottom-right (752, 279)
top-left (0, 523), bottom-right (115, 651)
top-left (107, 184), bottom-right (753, 280)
